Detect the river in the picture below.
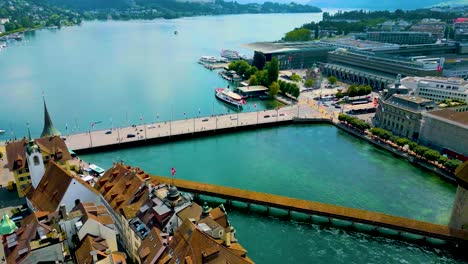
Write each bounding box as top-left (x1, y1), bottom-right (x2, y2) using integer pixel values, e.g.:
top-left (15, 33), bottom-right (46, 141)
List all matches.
top-left (0, 12), bottom-right (465, 263)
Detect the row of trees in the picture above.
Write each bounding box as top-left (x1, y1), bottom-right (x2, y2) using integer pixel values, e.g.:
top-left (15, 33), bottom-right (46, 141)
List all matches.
top-left (338, 114), bottom-right (371, 131)
top-left (336, 84), bottom-right (371, 98)
top-left (278, 80), bottom-right (300, 98)
top-left (228, 60), bottom-right (258, 79)
top-left (323, 9), bottom-right (464, 24)
top-left (368, 127), bottom-right (463, 172)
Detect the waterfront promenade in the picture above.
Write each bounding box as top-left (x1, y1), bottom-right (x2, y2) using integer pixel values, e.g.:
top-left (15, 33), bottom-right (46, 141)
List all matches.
top-left (152, 175), bottom-right (468, 246)
top-left (64, 104), bottom-right (329, 152)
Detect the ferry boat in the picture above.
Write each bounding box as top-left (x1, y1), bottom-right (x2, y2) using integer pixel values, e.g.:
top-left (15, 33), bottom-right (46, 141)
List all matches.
top-left (215, 88), bottom-right (245, 109)
top-left (199, 56), bottom-right (219, 64)
top-left (220, 49), bottom-right (240, 60)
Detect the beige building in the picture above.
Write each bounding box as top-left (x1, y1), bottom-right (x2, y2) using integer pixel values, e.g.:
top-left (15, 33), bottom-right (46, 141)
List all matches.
top-left (419, 109), bottom-right (468, 158)
top-left (401, 76), bottom-right (468, 103)
top-left (374, 93), bottom-right (436, 140)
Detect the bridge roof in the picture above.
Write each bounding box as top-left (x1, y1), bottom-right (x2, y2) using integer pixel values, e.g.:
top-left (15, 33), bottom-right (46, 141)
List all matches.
top-left (151, 176), bottom-right (468, 243)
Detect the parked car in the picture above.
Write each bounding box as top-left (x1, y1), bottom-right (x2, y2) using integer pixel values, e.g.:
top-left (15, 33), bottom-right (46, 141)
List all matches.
top-left (127, 134), bottom-right (136, 138)
top-left (264, 115), bottom-right (270, 118)
top-left (202, 118), bottom-right (209, 122)
top-left (105, 130), bottom-right (112, 135)
top-left (147, 125), bottom-right (156, 129)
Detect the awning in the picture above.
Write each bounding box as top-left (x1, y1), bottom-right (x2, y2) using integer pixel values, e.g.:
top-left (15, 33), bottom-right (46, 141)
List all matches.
top-left (67, 148), bottom-right (76, 156)
top-left (89, 164), bottom-right (105, 174)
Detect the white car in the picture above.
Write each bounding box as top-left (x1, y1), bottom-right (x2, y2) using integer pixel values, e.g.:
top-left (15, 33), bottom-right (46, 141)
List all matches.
top-left (147, 125), bottom-right (156, 129)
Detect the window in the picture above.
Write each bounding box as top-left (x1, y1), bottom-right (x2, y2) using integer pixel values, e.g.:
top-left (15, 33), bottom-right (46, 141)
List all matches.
top-left (33, 156), bottom-right (40, 166)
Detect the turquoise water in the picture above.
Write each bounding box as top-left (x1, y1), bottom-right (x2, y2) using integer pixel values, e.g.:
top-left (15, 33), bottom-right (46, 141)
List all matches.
top-left (0, 13), bottom-right (464, 263)
top-left (81, 125), bottom-right (463, 263)
top-left (0, 13), bottom-right (321, 139)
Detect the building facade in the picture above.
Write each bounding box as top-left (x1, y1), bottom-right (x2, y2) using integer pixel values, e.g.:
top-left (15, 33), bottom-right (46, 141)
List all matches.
top-left (374, 89), bottom-right (437, 140)
top-left (363, 32), bottom-right (436, 45)
top-left (454, 18), bottom-right (468, 42)
top-left (327, 49), bottom-right (443, 77)
top-left (419, 109), bottom-right (468, 158)
top-left (401, 76), bottom-right (468, 103)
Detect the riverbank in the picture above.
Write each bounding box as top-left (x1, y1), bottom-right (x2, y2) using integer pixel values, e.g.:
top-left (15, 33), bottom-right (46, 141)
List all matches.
top-left (334, 122), bottom-right (457, 183)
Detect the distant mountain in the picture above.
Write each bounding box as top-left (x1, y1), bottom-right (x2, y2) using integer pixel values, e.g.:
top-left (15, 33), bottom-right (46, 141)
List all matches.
top-left (306, 0), bottom-right (467, 9)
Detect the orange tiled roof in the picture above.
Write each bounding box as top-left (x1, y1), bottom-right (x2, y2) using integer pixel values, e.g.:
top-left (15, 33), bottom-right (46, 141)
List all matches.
top-left (138, 227), bottom-right (167, 264)
top-left (35, 136), bottom-right (72, 162)
top-left (74, 202), bottom-right (115, 227)
top-left (96, 164), bottom-right (149, 220)
top-left (28, 161), bottom-right (73, 212)
top-left (159, 219), bottom-right (253, 264)
top-left (5, 139), bottom-right (28, 171)
top-left (75, 234), bottom-right (109, 264)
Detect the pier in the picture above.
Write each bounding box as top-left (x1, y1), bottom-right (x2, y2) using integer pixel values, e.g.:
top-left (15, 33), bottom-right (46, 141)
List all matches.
top-left (152, 175), bottom-right (468, 247)
top-left (64, 105), bottom-right (330, 153)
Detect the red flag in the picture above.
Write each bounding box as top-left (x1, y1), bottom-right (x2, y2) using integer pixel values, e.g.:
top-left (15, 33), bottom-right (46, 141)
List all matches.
top-left (241, 99), bottom-right (246, 105)
top-left (437, 64), bottom-right (442, 72)
top-left (171, 167), bottom-right (176, 176)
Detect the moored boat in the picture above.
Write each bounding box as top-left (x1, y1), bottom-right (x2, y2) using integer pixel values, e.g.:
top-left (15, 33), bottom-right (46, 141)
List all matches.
top-left (0, 129), bottom-right (6, 135)
top-left (215, 88), bottom-right (245, 109)
top-left (220, 49), bottom-right (240, 60)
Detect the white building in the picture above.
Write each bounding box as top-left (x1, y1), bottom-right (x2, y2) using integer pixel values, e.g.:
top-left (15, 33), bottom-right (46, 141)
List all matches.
top-left (401, 76), bottom-right (468, 103)
top-left (27, 161), bottom-right (100, 212)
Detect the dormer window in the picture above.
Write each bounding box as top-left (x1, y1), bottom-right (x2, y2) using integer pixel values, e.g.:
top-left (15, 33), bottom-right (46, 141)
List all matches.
top-left (55, 151), bottom-right (63, 160)
top-left (33, 156), bottom-right (40, 166)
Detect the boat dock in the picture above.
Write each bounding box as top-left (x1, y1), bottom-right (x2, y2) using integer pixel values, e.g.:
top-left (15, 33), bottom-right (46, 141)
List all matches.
top-left (64, 105), bottom-right (327, 153)
top-left (151, 175), bottom-right (468, 248)
top-left (234, 85), bottom-right (269, 97)
top-left (199, 62), bottom-right (228, 70)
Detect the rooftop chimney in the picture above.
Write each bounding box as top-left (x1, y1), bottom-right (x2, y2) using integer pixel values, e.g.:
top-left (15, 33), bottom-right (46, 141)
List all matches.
top-left (90, 250), bottom-right (98, 264)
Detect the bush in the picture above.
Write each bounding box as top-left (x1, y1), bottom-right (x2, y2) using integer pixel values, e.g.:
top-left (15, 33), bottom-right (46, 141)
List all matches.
top-left (339, 114), bottom-right (370, 131)
top-left (291, 73), bottom-right (302, 82)
top-left (438, 156), bottom-right (448, 164)
top-left (444, 159), bottom-right (463, 172)
top-left (336, 91), bottom-right (345, 98)
top-left (249, 75), bottom-right (259, 86)
top-left (423, 150), bottom-right (441, 161)
top-left (304, 79), bottom-right (314, 88)
top-left (394, 137), bottom-right (410, 147)
top-left (328, 76), bottom-right (337, 85)
top-left (369, 127), bottom-right (392, 140)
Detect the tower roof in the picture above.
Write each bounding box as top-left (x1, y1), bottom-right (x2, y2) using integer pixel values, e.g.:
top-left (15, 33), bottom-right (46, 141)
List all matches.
top-left (40, 97), bottom-right (61, 138)
top-left (0, 213), bottom-right (18, 235)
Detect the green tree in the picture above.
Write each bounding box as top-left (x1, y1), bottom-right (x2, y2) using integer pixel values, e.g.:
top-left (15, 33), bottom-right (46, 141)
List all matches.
top-left (347, 85), bottom-right (358, 97)
top-left (269, 82), bottom-right (280, 97)
top-left (290, 85), bottom-right (300, 98)
top-left (438, 156), bottom-right (448, 164)
top-left (314, 25), bottom-right (319, 39)
top-left (291, 73), bottom-right (301, 82)
top-left (369, 127), bottom-right (393, 140)
top-left (237, 61), bottom-right (250, 76)
top-left (252, 52), bottom-right (266, 70)
top-left (304, 79), bottom-right (314, 88)
top-left (244, 66), bottom-right (258, 79)
top-left (395, 138), bottom-right (409, 147)
top-left (249, 75), bottom-right (258, 86)
top-left (267, 57), bottom-right (279, 86)
top-left (0, 151), bottom-right (3, 159)
top-left (408, 141), bottom-right (418, 151)
top-left (414, 146), bottom-right (429, 157)
top-left (423, 150), bottom-right (441, 161)
top-left (47, 14), bottom-right (61, 28)
top-left (255, 70), bottom-right (269, 87)
top-left (444, 159), bottom-right (462, 172)
top-left (283, 28), bottom-right (312, 41)
top-left (328, 76), bottom-right (337, 85)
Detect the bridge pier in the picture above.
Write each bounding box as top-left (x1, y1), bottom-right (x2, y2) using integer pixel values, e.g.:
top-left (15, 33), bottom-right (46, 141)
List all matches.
top-left (287, 210), bottom-right (291, 218)
top-left (265, 206), bottom-right (270, 215)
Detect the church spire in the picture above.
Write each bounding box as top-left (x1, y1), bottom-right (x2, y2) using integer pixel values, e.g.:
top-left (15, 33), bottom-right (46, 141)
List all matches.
top-left (40, 95), bottom-right (61, 138)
